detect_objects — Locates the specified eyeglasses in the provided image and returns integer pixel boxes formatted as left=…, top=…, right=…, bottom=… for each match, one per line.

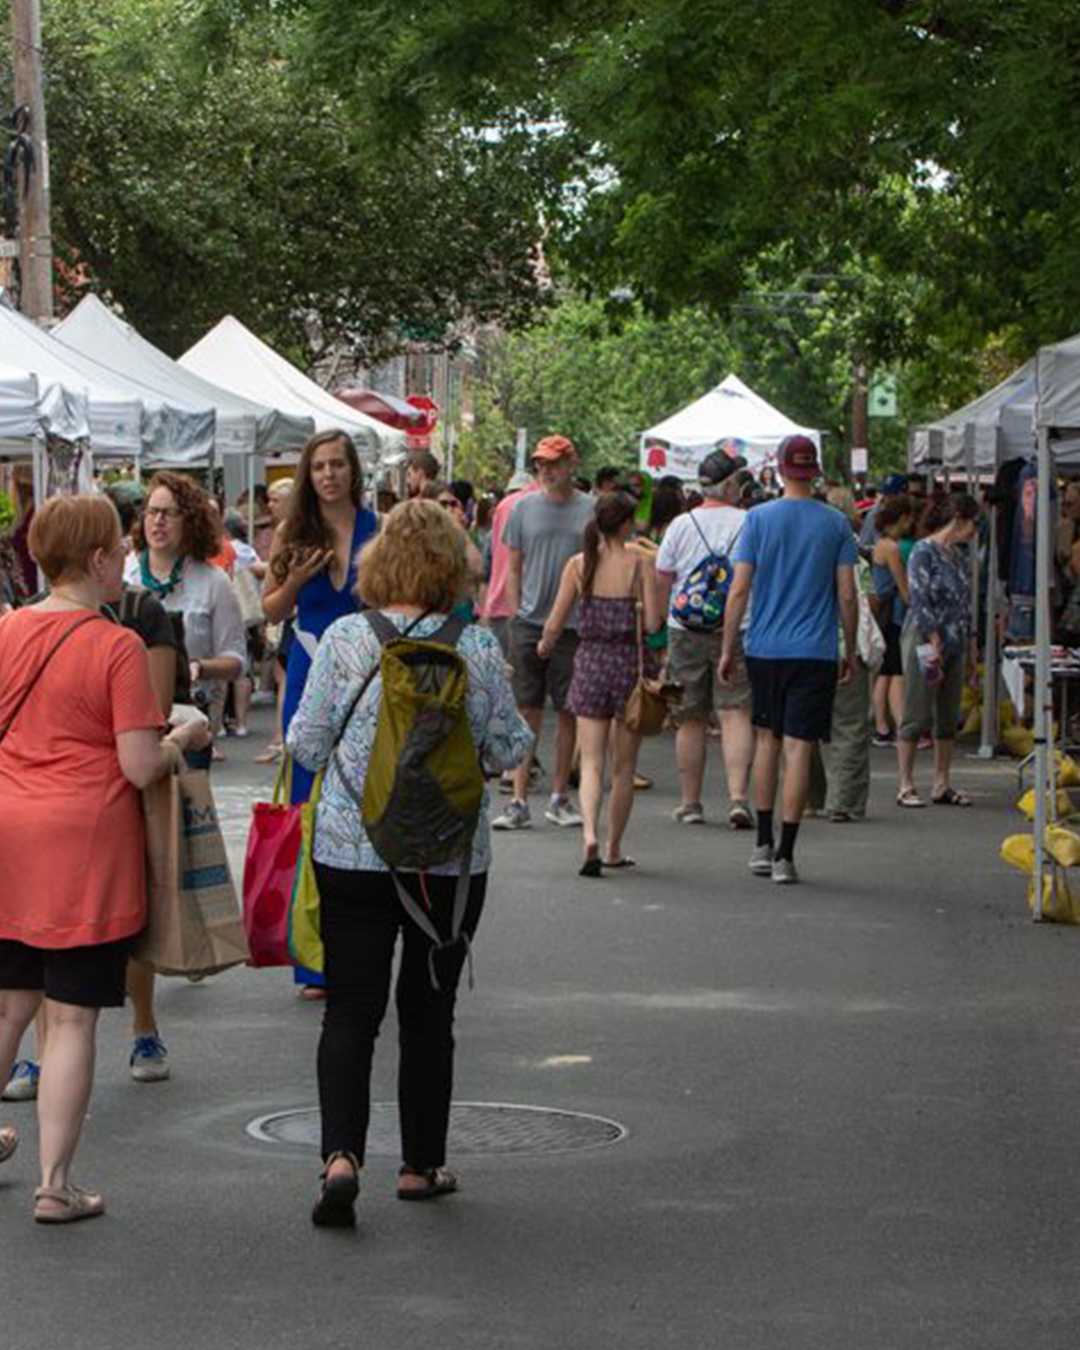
left=145, top=506, right=182, bottom=521
left=438, top=498, right=461, bottom=510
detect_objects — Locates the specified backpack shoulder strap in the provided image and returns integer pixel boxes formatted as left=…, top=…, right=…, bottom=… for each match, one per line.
left=689, top=508, right=719, bottom=559
left=428, top=613, right=467, bottom=650
left=362, top=609, right=399, bottom=646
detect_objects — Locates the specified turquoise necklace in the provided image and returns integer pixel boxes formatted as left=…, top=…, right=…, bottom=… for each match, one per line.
left=139, top=548, right=184, bottom=598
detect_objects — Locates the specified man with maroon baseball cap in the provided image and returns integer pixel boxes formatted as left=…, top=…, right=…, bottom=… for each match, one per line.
left=719, top=434, right=858, bottom=884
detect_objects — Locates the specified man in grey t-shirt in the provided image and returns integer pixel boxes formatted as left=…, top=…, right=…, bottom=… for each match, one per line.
left=493, top=435, right=595, bottom=831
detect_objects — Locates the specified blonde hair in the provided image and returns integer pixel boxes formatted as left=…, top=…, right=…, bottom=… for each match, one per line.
left=356, top=498, right=467, bottom=613
left=29, top=494, right=121, bottom=584
left=268, top=478, right=294, bottom=500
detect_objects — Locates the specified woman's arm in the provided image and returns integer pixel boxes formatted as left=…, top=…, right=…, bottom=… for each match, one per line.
left=204, top=571, right=246, bottom=683
left=638, top=553, right=663, bottom=634
left=467, top=631, right=534, bottom=772
left=116, top=722, right=209, bottom=789
left=147, top=646, right=176, bottom=719
left=537, top=555, right=582, bottom=659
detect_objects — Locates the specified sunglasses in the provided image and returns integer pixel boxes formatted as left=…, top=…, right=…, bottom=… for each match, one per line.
left=439, top=497, right=462, bottom=510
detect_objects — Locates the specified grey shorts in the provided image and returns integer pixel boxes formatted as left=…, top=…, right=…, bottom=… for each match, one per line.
left=667, top=626, right=751, bottom=722
left=510, top=619, right=579, bottom=712
left=487, top=616, right=512, bottom=659
left=898, top=626, right=965, bottom=742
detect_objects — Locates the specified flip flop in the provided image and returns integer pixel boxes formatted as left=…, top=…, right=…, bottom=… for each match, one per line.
left=932, top=787, right=972, bottom=806
left=601, top=857, right=637, bottom=869
left=0, top=1126, right=17, bottom=1164
left=579, top=855, right=603, bottom=878
left=896, top=788, right=925, bottom=808
left=397, top=1166, right=458, bottom=1201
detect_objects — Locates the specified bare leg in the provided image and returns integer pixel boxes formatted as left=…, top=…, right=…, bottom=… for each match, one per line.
left=718, top=707, right=754, bottom=804
left=931, top=737, right=954, bottom=797
left=0, top=990, right=43, bottom=1091
left=606, top=722, right=643, bottom=862
left=127, top=959, right=157, bottom=1037
left=887, top=677, right=905, bottom=731
left=233, top=677, right=253, bottom=733
left=675, top=719, right=707, bottom=806
left=753, top=729, right=782, bottom=814
left=780, top=737, right=814, bottom=824
left=551, top=710, right=577, bottom=799
left=512, top=707, right=543, bottom=800
left=37, top=999, right=99, bottom=1191
left=872, top=673, right=890, bottom=735
left=897, top=737, right=918, bottom=795
left=576, top=717, right=609, bottom=856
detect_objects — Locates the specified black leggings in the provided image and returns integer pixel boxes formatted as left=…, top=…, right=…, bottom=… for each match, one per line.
left=313, top=864, right=486, bottom=1169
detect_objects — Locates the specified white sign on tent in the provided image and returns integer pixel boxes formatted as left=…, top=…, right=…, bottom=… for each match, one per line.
left=639, top=374, right=820, bottom=480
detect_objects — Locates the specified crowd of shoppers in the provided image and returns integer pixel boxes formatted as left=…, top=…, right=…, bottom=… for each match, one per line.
left=0, top=423, right=1001, bottom=1232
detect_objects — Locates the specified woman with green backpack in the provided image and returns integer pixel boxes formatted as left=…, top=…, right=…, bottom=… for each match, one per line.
left=286, top=499, right=532, bottom=1228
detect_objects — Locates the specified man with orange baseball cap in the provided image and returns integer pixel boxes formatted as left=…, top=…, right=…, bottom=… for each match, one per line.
left=493, top=435, right=595, bottom=831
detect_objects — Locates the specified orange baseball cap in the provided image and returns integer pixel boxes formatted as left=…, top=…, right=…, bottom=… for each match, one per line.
left=532, top=435, right=576, bottom=462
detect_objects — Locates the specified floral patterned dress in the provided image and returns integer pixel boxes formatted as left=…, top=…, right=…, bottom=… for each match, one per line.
left=566, top=595, right=656, bottom=721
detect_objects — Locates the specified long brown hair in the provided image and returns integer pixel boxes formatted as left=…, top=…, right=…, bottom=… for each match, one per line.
left=581, top=491, right=637, bottom=598
left=272, top=429, right=363, bottom=583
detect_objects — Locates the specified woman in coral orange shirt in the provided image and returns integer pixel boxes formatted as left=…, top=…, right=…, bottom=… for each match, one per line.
left=0, top=495, right=209, bottom=1225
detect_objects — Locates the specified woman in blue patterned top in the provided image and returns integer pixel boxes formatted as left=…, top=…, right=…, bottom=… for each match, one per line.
left=287, top=499, right=532, bottom=1227
left=895, top=493, right=979, bottom=808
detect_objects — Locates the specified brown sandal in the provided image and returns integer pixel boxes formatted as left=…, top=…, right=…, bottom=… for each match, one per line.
left=397, top=1165, right=458, bottom=1201
left=33, top=1183, right=105, bottom=1224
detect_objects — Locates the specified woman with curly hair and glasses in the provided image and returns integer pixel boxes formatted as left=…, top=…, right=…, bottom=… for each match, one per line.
left=262, top=430, right=379, bottom=997
left=286, top=499, right=532, bottom=1228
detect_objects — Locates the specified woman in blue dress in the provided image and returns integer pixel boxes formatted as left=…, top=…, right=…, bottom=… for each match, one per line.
left=263, top=429, right=378, bottom=994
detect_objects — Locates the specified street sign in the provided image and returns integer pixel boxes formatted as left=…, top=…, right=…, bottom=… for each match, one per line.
left=869, top=373, right=898, bottom=418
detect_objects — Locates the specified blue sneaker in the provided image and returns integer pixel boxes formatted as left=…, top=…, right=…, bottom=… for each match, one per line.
left=2, top=1059, right=40, bottom=1102
left=130, top=1034, right=170, bottom=1083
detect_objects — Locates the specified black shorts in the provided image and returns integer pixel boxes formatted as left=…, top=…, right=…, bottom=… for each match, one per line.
left=880, top=622, right=903, bottom=677
left=0, top=936, right=130, bottom=1008
left=746, top=657, right=838, bottom=742
left=509, top=619, right=579, bottom=712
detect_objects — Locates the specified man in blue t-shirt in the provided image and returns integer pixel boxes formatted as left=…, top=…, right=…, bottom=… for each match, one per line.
left=719, top=435, right=858, bottom=884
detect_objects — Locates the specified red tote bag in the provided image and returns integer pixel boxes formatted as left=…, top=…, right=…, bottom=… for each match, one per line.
left=242, top=758, right=302, bottom=967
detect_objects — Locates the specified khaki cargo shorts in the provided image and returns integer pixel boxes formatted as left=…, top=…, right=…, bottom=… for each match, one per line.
left=667, top=626, right=751, bottom=722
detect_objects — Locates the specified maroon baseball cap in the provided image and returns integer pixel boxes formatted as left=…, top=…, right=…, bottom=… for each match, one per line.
left=777, top=434, right=821, bottom=480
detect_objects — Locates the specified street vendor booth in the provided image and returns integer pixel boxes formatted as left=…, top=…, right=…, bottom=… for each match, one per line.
left=639, top=374, right=821, bottom=479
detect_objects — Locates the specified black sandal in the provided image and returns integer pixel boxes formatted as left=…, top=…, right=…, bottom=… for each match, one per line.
left=397, top=1165, right=458, bottom=1201
left=312, top=1150, right=360, bottom=1228
left=579, top=848, right=602, bottom=878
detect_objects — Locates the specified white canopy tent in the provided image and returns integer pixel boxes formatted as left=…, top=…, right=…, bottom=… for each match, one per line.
left=54, top=296, right=313, bottom=457
left=180, top=316, right=405, bottom=465
left=0, top=298, right=215, bottom=462
left=639, top=374, right=821, bottom=479
left=910, top=362, right=1037, bottom=470
left=0, top=364, right=46, bottom=446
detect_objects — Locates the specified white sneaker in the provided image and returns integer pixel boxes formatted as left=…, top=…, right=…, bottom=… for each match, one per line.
left=492, top=800, right=532, bottom=831
left=2, top=1059, right=39, bottom=1101
left=130, top=1034, right=171, bottom=1083
left=672, top=802, right=705, bottom=825
left=544, top=798, right=583, bottom=827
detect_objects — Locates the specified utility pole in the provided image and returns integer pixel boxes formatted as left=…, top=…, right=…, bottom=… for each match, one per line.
left=9, top=0, right=53, bottom=321
left=851, top=361, right=869, bottom=480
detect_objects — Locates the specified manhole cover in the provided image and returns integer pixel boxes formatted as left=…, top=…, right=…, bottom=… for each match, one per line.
left=248, top=1102, right=626, bottom=1157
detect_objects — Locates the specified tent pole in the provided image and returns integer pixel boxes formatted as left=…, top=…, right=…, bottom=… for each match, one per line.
left=978, top=487, right=999, bottom=758
left=247, top=453, right=256, bottom=541
left=1032, top=422, right=1053, bottom=921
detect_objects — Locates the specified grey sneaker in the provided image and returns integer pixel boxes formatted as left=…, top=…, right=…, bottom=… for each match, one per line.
left=728, top=801, right=754, bottom=830
left=493, top=800, right=532, bottom=831
left=130, top=1034, right=170, bottom=1083
left=771, top=857, right=800, bottom=885
left=748, top=843, right=775, bottom=876
left=544, top=798, right=583, bottom=828
left=672, top=802, right=705, bottom=825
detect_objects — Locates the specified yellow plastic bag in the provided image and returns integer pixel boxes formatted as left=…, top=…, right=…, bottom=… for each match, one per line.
left=288, top=771, right=324, bottom=974
left=961, top=705, right=982, bottom=736
left=1017, top=787, right=1075, bottom=820
left=999, top=700, right=1016, bottom=730
left=1057, top=753, right=1080, bottom=788
left=1002, top=725, right=1035, bottom=758
left=1027, top=873, right=1080, bottom=924
left=1046, top=826, right=1080, bottom=868
left=961, top=685, right=977, bottom=715
left=1001, top=834, right=1035, bottom=872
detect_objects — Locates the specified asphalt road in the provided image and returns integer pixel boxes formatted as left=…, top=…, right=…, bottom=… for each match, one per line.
left=3, top=708, right=1078, bottom=1350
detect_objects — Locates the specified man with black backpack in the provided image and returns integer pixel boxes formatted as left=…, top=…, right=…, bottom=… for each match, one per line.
left=656, top=450, right=755, bottom=829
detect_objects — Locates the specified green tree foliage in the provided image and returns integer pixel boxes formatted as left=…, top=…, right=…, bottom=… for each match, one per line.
left=7, top=0, right=556, bottom=357
left=292, top=0, right=1080, bottom=356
